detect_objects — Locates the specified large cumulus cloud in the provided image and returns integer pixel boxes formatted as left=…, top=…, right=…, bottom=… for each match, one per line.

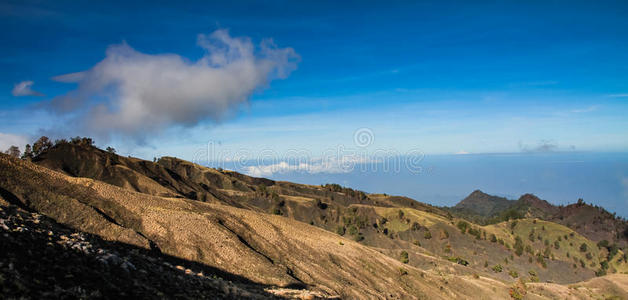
left=49, top=29, right=299, bottom=139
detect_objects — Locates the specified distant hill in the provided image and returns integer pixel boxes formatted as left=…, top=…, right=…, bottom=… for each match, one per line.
left=447, top=190, right=628, bottom=247
left=453, top=190, right=514, bottom=216
left=2, top=141, right=628, bottom=298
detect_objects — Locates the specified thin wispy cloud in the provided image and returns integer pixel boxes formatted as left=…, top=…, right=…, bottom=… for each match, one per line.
left=571, top=105, right=599, bottom=113
left=47, top=29, right=299, bottom=140
left=12, top=81, right=44, bottom=97
left=607, top=94, right=628, bottom=98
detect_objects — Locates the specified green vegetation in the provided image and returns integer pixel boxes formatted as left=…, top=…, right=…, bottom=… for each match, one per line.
left=424, top=230, right=432, bottom=239
left=528, top=229, right=535, bottom=242
left=348, top=225, right=358, bottom=236
left=336, top=226, right=345, bottom=236
left=580, top=243, right=588, bottom=252
left=514, top=236, right=524, bottom=256
left=508, top=270, right=519, bottom=278
left=492, top=264, right=503, bottom=273
left=528, top=270, right=539, bottom=282
left=410, top=222, right=421, bottom=231
left=446, top=257, right=469, bottom=266
left=400, top=251, right=409, bottom=264
left=457, top=221, right=469, bottom=233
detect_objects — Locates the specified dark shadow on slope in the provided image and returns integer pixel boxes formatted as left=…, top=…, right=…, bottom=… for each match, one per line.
left=0, top=205, right=291, bottom=299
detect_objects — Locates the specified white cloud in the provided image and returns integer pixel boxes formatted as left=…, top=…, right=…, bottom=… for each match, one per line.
left=0, top=133, right=29, bottom=152
left=455, top=150, right=469, bottom=155
left=49, top=29, right=299, bottom=140
left=12, top=81, right=44, bottom=97
left=242, top=156, right=374, bottom=177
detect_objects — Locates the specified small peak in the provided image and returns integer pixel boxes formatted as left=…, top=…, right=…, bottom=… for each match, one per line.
left=519, top=193, right=540, bottom=202
left=470, top=189, right=485, bottom=195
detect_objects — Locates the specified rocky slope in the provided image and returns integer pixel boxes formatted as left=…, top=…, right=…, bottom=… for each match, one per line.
left=0, top=205, right=281, bottom=299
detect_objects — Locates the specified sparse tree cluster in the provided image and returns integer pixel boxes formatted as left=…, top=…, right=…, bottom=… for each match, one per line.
left=4, top=145, right=20, bottom=158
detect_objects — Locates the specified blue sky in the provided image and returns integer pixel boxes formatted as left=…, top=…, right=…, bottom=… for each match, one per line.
left=2, top=0, right=628, bottom=159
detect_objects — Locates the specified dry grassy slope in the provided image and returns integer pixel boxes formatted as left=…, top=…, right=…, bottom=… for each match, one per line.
left=367, top=206, right=604, bottom=283
left=3, top=153, right=628, bottom=298
left=0, top=154, right=510, bottom=299
left=30, top=144, right=623, bottom=284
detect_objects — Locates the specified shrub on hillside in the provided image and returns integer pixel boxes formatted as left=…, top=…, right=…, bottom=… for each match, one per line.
left=411, top=222, right=421, bottom=231
left=492, top=264, right=503, bottom=273
left=4, top=146, right=20, bottom=158
left=400, top=251, right=409, bottom=264
left=528, top=230, right=535, bottom=242
left=348, top=225, right=358, bottom=236
left=536, top=254, right=547, bottom=268
left=490, top=234, right=497, bottom=243
left=457, top=221, right=469, bottom=234
left=336, top=226, right=346, bottom=236
left=514, top=236, right=524, bottom=256
left=608, top=244, right=619, bottom=260
left=424, top=230, right=432, bottom=239
left=580, top=243, right=588, bottom=252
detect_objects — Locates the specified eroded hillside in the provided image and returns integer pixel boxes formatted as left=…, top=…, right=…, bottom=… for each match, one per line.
left=2, top=143, right=628, bottom=298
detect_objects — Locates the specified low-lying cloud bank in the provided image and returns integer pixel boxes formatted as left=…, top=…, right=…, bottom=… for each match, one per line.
left=48, top=29, right=299, bottom=140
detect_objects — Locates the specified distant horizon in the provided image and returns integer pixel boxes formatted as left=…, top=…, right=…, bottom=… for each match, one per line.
left=2, top=1, right=628, bottom=217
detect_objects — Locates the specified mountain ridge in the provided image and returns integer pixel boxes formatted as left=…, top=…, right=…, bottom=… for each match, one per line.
left=447, top=190, right=628, bottom=247
left=2, top=141, right=628, bottom=298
